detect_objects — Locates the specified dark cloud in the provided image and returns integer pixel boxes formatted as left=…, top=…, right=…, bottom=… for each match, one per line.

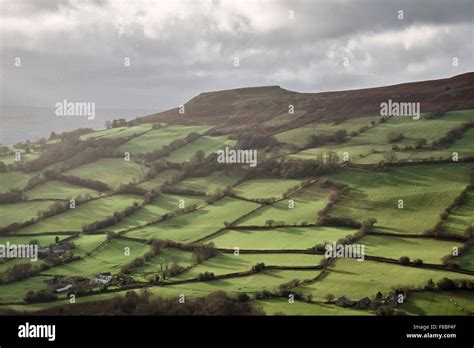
left=0, top=0, right=472, bottom=111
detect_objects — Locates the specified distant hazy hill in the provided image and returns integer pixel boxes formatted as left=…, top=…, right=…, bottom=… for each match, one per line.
left=140, top=72, right=474, bottom=134
left=0, top=106, right=155, bottom=146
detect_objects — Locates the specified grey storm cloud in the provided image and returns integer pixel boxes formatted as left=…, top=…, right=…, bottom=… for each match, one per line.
left=0, top=0, right=473, bottom=111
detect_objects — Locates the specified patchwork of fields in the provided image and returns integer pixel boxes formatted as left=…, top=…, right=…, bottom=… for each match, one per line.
left=1, top=109, right=473, bottom=316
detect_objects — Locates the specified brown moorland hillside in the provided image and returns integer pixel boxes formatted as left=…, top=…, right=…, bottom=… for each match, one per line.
left=140, top=72, right=474, bottom=134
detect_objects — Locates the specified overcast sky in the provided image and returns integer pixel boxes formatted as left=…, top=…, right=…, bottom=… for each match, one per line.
left=0, top=0, right=473, bottom=112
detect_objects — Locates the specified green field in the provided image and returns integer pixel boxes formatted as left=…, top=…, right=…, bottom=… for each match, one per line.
left=19, top=194, right=142, bottom=233
left=1, top=105, right=473, bottom=316
left=137, top=169, right=182, bottom=191
left=173, top=253, right=324, bottom=280
left=203, top=226, right=354, bottom=250
left=25, top=180, right=100, bottom=200
left=298, top=259, right=474, bottom=301
left=80, top=124, right=153, bottom=140
left=165, top=135, right=236, bottom=163
left=173, top=170, right=244, bottom=195
left=0, top=152, right=40, bottom=165
left=457, top=247, right=474, bottom=271
left=327, top=164, right=472, bottom=234
left=65, top=158, right=146, bottom=189
left=360, top=235, right=462, bottom=264
left=68, top=234, right=107, bottom=257
left=0, top=171, right=36, bottom=194
left=126, top=197, right=260, bottom=242
left=0, top=276, right=51, bottom=303
left=400, top=291, right=474, bottom=315
left=45, top=238, right=150, bottom=277
left=237, top=182, right=331, bottom=226
left=234, top=178, right=304, bottom=200
left=254, top=298, right=373, bottom=316
left=0, top=200, right=57, bottom=229
left=100, top=194, right=205, bottom=232
left=131, top=247, right=194, bottom=282
left=148, top=269, right=320, bottom=298
left=443, top=191, right=474, bottom=237
left=114, top=125, right=211, bottom=155
left=275, top=116, right=380, bottom=147
left=289, top=110, right=474, bottom=163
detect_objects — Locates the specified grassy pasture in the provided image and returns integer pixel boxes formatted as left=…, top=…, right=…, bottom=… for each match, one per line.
left=328, top=164, right=472, bottom=234
left=125, top=197, right=260, bottom=242
left=254, top=298, right=373, bottom=316
left=45, top=238, right=150, bottom=277
left=137, top=169, right=182, bottom=191
left=65, top=158, right=146, bottom=189
left=203, top=227, right=354, bottom=250
left=351, top=128, right=474, bottom=165
left=360, top=235, right=462, bottom=264
left=114, top=125, right=211, bottom=155
left=165, top=135, right=236, bottom=163
left=237, top=183, right=331, bottom=226
left=400, top=291, right=474, bottom=315
left=233, top=178, right=303, bottom=200
left=0, top=276, right=50, bottom=303
left=263, top=113, right=304, bottom=127
left=275, top=116, right=380, bottom=147
left=25, top=180, right=99, bottom=200
left=69, top=234, right=107, bottom=257
left=443, top=191, right=474, bottom=237
left=131, top=247, right=194, bottom=282
left=288, top=110, right=474, bottom=163
left=173, top=253, right=324, bottom=279
left=173, top=170, right=245, bottom=195
left=0, top=270, right=318, bottom=310
left=149, top=269, right=320, bottom=298
left=0, top=171, right=36, bottom=194
left=288, top=143, right=392, bottom=161
left=100, top=194, right=205, bottom=232
left=0, top=152, right=40, bottom=165
left=456, top=247, right=474, bottom=272
left=298, top=259, right=474, bottom=301
left=19, top=194, right=141, bottom=233
left=0, top=200, right=57, bottom=229
left=80, top=124, right=153, bottom=140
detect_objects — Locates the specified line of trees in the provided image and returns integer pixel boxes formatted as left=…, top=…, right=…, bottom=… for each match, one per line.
left=45, top=170, right=110, bottom=191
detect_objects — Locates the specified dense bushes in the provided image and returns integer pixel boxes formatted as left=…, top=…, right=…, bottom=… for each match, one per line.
left=305, top=130, right=347, bottom=148
left=317, top=179, right=351, bottom=225
left=235, top=133, right=279, bottom=150
left=425, top=184, right=472, bottom=236
left=23, top=137, right=129, bottom=173
left=197, top=271, right=215, bottom=281
left=23, top=290, right=263, bottom=315
left=45, top=170, right=110, bottom=192
left=399, top=256, right=410, bottom=265
left=0, top=189, right=24, bottom=203
left=24, top=290, right=58, bottom=303
left=335, top=218, right=376, bottom=245
left=387, top=131, right=404, bottom=143
left=249, top=157, right=339, bottom=179
left=433, top=123, right=472, bottom=148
